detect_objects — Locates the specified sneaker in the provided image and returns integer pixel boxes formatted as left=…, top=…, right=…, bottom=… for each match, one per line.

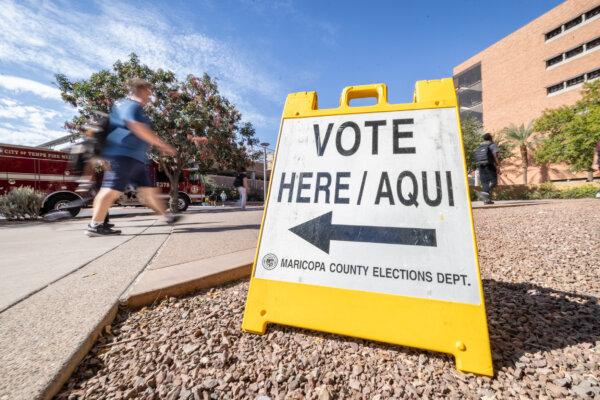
left=43, top=210, right=72, bottom=222
left=483, top=200, right=495, bottom=205
left=103, top=222, right=115, bottom=229
left=477, top=191, right=490, bottom=201
left=86, top=224, right=121, bottom=236
left=164, top=212, right=182, bottom=225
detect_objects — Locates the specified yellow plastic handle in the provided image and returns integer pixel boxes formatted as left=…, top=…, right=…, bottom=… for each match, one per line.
left=340, top=83, right=388, bottom=108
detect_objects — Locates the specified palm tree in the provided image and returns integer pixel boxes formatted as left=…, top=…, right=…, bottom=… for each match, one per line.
left=502, top=123, right=535, bottom=185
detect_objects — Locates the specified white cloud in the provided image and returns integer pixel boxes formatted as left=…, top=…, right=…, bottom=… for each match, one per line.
left=0, top=126, right=66, bottom=147
left=0, top=99, right=58, bottom=120
left=0, top=75, right=61, bottom=100
left=0, top=0, right=337, bottom=143
left=0, top=0, right=282, bottom=110
left=0, top=97, right=70, bottom=146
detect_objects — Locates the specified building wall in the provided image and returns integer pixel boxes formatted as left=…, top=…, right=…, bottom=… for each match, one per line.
left=453, top=0, right=600, bottom=184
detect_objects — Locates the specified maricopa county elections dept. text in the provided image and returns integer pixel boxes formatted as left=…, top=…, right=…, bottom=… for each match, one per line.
left=274, top=117, right=456, bottom=208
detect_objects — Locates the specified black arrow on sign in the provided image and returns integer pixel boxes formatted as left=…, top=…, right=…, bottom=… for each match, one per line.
left=289, top=211, right=437, bottom=254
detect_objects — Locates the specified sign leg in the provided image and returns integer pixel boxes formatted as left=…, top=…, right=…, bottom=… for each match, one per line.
left=242, top=285, right=268, bottom=334
left=454, top=340, right=494, bottom=376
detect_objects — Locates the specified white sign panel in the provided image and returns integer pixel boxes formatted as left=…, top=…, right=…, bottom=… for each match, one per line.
left=256, top=108, right=480, bottom=305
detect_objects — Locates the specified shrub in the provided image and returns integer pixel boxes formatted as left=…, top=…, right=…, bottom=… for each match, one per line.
left=247, top=191, right=264, bottom=202
left=527, top=182, right=560, bottom=200
left=0, top=186, right=44, bottom=220
left=558, top=184, right=599, bottom=199
left=493, top=185, right=531, bottom=200
left=475, top=182, right=600, bottom=201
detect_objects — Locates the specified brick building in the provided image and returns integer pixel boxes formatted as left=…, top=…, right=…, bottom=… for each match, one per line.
left=453, top=0, right=600, bottom=184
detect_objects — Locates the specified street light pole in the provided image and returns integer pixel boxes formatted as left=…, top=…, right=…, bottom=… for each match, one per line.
left=260, top=142, right=270, bottom=202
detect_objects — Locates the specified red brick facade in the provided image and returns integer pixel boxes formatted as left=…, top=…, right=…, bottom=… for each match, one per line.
left=453, top=0, right=600, bottom=184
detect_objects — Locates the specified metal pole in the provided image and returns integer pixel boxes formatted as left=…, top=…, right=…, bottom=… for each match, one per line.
left=260, top=142, right=270, bottom=203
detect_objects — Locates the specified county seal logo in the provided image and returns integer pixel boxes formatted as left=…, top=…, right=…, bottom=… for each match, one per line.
left=262, top=253, right=278, bottom=270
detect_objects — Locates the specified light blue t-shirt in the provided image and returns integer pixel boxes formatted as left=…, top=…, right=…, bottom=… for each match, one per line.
left=103, top=99, right=152, bottom=163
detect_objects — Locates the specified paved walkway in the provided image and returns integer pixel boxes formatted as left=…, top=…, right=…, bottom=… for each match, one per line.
left=0, top=205, right=262, bottom=400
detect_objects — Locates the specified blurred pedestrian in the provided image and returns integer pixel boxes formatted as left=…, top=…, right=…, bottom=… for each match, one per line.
left=86, top=78, right=177, bottom=236
left=44, top=117, right=112, bottom=224
left=208, top=191, right=218, bottom=206
left=474, top=133, right=501, bottom=205
left=220, top=190, right=227, bottom=206
left=233, top=171, right=248, bottom=210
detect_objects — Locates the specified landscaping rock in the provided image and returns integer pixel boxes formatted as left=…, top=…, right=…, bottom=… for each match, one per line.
left=56, top=200, right=600, bottom=399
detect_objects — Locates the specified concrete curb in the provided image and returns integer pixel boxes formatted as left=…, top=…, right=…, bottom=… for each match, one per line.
left=122, top=248, right=256, bottom=308
left=41, top=304, right=118, bottom=400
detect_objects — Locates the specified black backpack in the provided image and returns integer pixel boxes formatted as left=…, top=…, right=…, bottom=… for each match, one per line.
left=68, top=111, right=111, bottom=175
left=474, top=141, right=492, bottom=167
left=86, top=111, right=111, bottom=156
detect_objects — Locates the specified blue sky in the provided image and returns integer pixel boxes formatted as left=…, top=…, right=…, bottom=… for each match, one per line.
left=0, top=0, right=563, bottom=148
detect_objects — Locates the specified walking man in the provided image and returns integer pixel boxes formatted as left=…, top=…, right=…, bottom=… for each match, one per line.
left=474, top=133, right=501, bottom=205
left=233, top=171, right=249, bottom=210
left=86, top=78, right=177, bottom=236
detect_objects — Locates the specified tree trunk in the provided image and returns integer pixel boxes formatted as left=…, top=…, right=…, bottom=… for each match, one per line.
left=521, top=145, right=528, bottom=185
left=159, top=158, right=181, bottom=213
left=587, top=169, right=594, bottom=182
left=540, top=163, right=549, bottom=182
left=168, top=166, right=181, bottom=213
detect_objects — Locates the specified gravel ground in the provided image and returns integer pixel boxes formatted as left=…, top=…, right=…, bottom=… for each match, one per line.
left=57, top=199, right=600, bottom=400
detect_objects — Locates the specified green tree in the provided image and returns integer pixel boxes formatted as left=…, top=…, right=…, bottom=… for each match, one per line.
left=56, top=54, right=258, bottom=210
left=502, top=122, right=535, bottom=185
left=460, top=117, right=484, bottom=172
left=461, top=117, right=513, bottom=172
left=534, top=80, right=600, bottom=181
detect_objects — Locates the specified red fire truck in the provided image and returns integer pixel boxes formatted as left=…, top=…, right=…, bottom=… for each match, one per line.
left=0, top=143, right=205, bottom=216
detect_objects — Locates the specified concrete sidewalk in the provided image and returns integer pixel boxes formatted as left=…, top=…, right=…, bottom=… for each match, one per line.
left=123, top=206, right=261, bottom=307
left=0, top=212, right=157, bottom=312
left=0, top=206, right=262, bottom=400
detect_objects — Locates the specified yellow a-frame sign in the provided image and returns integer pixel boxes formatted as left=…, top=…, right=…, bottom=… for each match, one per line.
left=243, top=79, right=493, bottom=376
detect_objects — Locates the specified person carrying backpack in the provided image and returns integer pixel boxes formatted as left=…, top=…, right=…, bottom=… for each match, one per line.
left=86, top=78, right=177, bottom=236
left=233, top=171, right=248, bottom=210
left=474, top=133, right=501, bottom=205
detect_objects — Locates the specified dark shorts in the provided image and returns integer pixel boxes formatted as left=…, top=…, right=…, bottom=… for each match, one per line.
left=102, top=156, right=151, bottom=192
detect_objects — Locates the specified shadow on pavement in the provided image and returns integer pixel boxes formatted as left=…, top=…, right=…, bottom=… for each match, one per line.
left=483, top=279, right=599, bottom=369
left=472, top=200, right=553, bottom=210
left=172, top=224, right=261, bottom=234
left=185, top=207, right=263, bottom=215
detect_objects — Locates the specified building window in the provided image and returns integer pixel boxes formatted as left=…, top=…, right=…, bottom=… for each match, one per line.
left=545, top=5, right=600, bottom=42
left=546, top=68, right=600, bottom=96
left=546, top=36, right=600, bottom=69
left=585, top=5, right=600, bottom=20
left=565, top=45, right=584, bottom=59
left=453, top=63, right=482, bottom=123
left=566, top=75, right=585, bottom=87
left=588, top=68, right=600, bottom=80
left=547, top=82, right=564, bottom=94
left=546, top=54, right=564, bottom=68
left=587, top=37, right=600, bottom=51
left=545, top=26, right=562, bottom=41
left=564, top=15, right=583, bottom=31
